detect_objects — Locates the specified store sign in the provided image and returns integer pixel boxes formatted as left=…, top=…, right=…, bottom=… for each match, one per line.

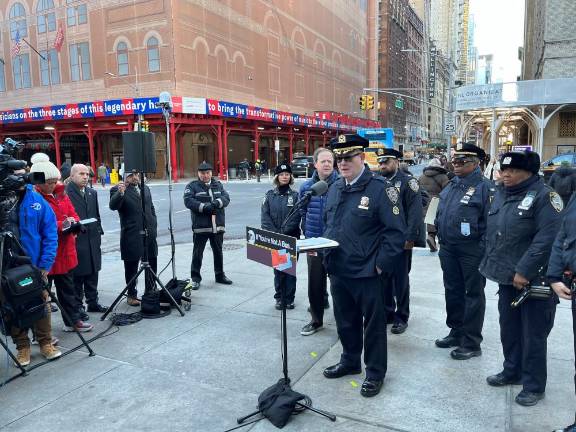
left=428, top=45, right=437, bottom=100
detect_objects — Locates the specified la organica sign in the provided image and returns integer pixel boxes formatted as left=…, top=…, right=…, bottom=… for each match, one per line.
left=455, top=77, right=576, bottom=111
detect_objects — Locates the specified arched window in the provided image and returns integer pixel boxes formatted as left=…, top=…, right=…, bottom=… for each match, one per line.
left=10, top=3, right=28, bottom=40
left=146, top=37, right=160, bottom=72
left=216, top=49, right=228, bottom=81
left=67, top=0, right=88, bottom=27
left=37, top=0, right=56, bottom=34
left=194, top=40, right=208, bottom=77
left=117, top=42, right=129, bottom=76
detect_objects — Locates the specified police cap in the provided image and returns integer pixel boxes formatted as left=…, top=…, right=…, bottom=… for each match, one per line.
left=453, top=142, right=486, bottom=161
left=329, top=134, right=369, bottom=157
left=500, top=151, right=540, bottom=174
left=274, top=163, right=292, bottom=175
left=198, top=161, right=213, bottom=171
left=377, top=148, right=403, bottom=163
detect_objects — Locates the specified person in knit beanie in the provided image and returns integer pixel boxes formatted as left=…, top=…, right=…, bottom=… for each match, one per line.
left=31, top=153, right=94, bottom=333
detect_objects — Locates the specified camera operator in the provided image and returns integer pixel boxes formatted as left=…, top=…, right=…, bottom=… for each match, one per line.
left=30, top=153, right=93, bottom=333
left=4, top=168, right=61, bottom=366
left=548, top=195, right=576, bottom=432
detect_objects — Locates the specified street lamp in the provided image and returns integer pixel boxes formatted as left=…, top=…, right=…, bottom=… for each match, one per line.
left=106, top=70, right=143, bottom=128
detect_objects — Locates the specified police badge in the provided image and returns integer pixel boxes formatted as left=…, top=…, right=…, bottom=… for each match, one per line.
left=358, top=196, right=370, bottom=210
left=550, top=191, right=564, bottom=213
left=408, top=178, right=419, bottom=192
left=287, top=195, right=294, bottom=207
left=386, top=187, right=399, bottom=204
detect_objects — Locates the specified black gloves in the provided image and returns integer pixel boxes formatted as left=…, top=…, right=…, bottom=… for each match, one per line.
left=203, top=203, right=214, bottom=213
left=69, top=222, right=87, bottom=234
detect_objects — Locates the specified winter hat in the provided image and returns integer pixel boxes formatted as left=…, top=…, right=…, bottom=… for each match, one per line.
left=428, top=158, right=442, bottom=168
left=274, top=163, right=292, bottom=176
left=30, top=153, right=61, bottom=180
left=500, top=151, right=540, bottom=174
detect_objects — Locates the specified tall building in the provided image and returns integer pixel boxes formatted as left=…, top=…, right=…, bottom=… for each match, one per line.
left=465, top=13, right=477, bottom=85
left=405, top=5, right=426, bottom=148
left=0, top=0, right=377, bottom=178
left=476, top=54, right=493, bottom=84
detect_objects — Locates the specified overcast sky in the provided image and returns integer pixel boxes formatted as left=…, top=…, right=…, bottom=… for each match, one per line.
left=470, top=0, right=525, bottom=83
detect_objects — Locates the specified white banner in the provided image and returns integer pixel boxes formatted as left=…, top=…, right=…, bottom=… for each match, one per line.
left=181, top=97, right=207, bottom=114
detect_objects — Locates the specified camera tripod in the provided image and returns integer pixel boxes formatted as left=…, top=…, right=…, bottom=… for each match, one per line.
left=101, top=172, right=184, bottom=321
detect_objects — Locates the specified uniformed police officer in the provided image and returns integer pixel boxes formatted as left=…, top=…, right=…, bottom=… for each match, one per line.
left=183, top=161, right=233, bottom=289
left=548, top=195, right=576, bottom=431
left=435, top=143, right=491, bottom=360
left=322, top=134, right=405, bottom=398
left=480, top=150, right=563, bottom=407
left=377, top=148, right=423, bottom=334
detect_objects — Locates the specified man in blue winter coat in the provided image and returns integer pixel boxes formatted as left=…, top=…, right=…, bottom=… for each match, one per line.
left=299, top=147, right=339, bottom=336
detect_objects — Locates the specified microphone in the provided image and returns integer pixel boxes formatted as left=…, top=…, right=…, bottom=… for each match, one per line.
left=156, top=91, right=173, bottom=110
left=304, top=180, right=329, bottom=198
left=280, top=180, right=329, bottom=233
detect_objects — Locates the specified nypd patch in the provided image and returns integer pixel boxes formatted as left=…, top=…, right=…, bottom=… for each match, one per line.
left=550, top=192, right=564, bottom=213
left=386, top=187, right=399, bottom=204
left=408, top=178, right=419, bottom=193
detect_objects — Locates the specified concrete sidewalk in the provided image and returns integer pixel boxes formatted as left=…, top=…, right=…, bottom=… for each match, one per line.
left=0, top=241, right=574, bottom=431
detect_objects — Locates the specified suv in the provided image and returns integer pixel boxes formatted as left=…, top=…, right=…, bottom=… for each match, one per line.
left=541, top=152, right=576, bottom=180
left=291, top=156, right=314, bottom=178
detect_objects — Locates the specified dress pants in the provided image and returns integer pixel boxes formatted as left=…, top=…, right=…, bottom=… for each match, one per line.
left=74, top=272, right=100, bottom=307
left=307, top=253, right=328, bottom=325
left=124, top=257, right=158, bottom=298
left=191, top=232, right=224, bottom=282
left=50, top=273, right=81, bottom=326
left=385, top=249, right=412, bottom=324
left=330, top=275, right=388, bottom=380
left=273, top=270, right=296, bottom=304
left=11, top=291, right=52, bottom=349
left=572, top=294, right=576, bottom=398
left=439, top=243, right=486, bottom=350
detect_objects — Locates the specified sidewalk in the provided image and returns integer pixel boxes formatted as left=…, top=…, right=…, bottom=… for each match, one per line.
left=0, top=242, right=574, bottom=431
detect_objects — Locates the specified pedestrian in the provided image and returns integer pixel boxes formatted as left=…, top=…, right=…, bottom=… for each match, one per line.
left=419, top=158, right=450, bottom=252
left=66, top=164, right=108, bottom=315
left=60, top=161, right=71, bottom=181
left=31, top=153, right=94, bottom=333
left=86, top=162, right=95, bottom=187
left=255, top=159, right=262, bottom=182
left=434, top=143, right=491, bottom=360
left=547, top=195, right=576, bottom=431
left=239, top=158, right=250, bottom=180
left=483, top=155, right=502, bottom=183
left=4, top=168, right=61, bottom=366
left=322, top=134, right=405, bottom=398
left=183, top=161, right=233, bottom=290
left=480, top=150, right=563, bottom=407
left=261, top=163, right=300, bottom=309
left=299, top=147, right=339, bottom=336
left=377, top=148, right=423, bottom=335
left=109, top=172, right=158, bottom=306
left=549, top=161, right=576, bottom=206
left=97, top=163, right=107, bottom=188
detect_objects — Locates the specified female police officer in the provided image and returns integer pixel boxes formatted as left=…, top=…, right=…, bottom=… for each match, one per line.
left=479, top=150, right=563, bottom=407
left=548, top=195, right=576, bottom=431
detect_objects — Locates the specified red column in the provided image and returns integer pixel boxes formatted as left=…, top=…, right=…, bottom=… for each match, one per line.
left=304, top=128, right=309, bottom=155
left=96, top=135, right=103, bottom=164
left=254, top=123, right=260, bottom=161
left=54, top=131, right=61, bottom=167
left=217, top=125, right=224, bottom=179
left=170, top=120, right=178, bottom=182
left=178, top=130, right=185, bottom=178
left=289, top=130, right=293, bottom=162
left=87, top=126, right=96, bottom=175
left=222, top=120, right=229, bottom=181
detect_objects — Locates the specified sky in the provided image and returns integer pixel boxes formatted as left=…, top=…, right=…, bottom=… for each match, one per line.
left=470, top=0, right=525, bottom=83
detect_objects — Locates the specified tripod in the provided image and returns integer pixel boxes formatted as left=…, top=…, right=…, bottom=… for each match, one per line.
left=101, top=173, right=184, bottom=321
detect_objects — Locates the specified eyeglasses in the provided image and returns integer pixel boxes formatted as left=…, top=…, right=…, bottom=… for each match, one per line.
left=452, top=159, right=473, bottom=167
left=336, top=154, right=360, bottom=163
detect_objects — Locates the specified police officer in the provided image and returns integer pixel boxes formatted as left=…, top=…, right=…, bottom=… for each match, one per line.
left=377, top=148, right=423, bottom=334
left=548, top=195, right=576, bottom=431
left=435, top=143, right=491, bottom=360
left=480, top=150, right=563, bottom=407
left=184, top=161, right=232, bottom=289
left=322, top=134, right=405, bottom=398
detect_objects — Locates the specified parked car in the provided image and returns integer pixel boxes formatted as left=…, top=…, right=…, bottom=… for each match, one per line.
left=541, top=152, right=576, bottom=180
left=291, top=156, right=314, bottom=178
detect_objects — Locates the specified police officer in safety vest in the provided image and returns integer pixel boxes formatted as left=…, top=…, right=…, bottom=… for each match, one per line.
left=480, top=150, right=563, bottom=407
left=322, top=134, right=405, bottom=398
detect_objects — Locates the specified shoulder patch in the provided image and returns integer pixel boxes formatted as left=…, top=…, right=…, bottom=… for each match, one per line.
left=184, top=187, right=191, bottom=194
left=408, top=178, right=419, bottom=192
left=386, top=186, right=399, bottom=205
left=550, top=191, right=564, bottom=212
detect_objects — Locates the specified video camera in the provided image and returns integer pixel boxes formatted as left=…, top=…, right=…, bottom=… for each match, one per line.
left=0, top=138, right=45, bottom=195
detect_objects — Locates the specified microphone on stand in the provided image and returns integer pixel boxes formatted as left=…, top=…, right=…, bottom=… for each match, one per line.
left=281, top=180, right=329, bottom=233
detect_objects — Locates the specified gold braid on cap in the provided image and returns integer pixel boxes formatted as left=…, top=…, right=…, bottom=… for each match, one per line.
left=453, top=151, right=478, bottom=157
left=333, top=145, right=364, bottom=155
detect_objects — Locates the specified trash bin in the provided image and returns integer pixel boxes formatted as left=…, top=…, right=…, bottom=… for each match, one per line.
left=229, top=167, right=237, bottom=179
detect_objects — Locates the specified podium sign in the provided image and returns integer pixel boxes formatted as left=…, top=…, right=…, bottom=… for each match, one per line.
left=246, top=226, right=297, bottom=276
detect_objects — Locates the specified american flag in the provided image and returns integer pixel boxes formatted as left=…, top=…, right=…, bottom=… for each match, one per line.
left=11, top=30, right=21, bottom=57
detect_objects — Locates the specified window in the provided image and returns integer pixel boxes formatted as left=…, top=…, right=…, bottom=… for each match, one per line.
left=40, top=49, right=60, bottom=85
left=0, top=63, right=5, bottom=92
left=67, top=0, right=88, bottom=27
left=12, top=54, right=31, bottom=89
left=146, top=37, right=160, bottom=72
left=37, top=0, right=56, bottom=34
left=117, top=42, right=129, bottom=76
left=10, top=3, right=27, bottom=40
left=69, top=42, right=91, bottom=81
left=559, top=112, right=576, bottom=137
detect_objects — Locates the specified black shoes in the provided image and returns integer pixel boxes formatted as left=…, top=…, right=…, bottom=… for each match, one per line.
left=360, top=378, right=383, bottom=398
left=486, top=372, right=522, bottom=387
left=323, top=363, right=362, bottom=379
left=391, top=321, right=408, bottom=334
left=275, top=301, right=295, bottom=310
left=301, top=322, right=323, bottom=336
left=435, top=335, right=460, bottom=348
left=215, top=275, right=233, bottom=285
left=450, top=347, right=482, bottom=360
left=87, top=304, right=108, bottom=313
left=79, top=309, right=90, bottom=322
left=189, top=281, right=200, bottom=290
left=515, top=390, right=544, bottom=406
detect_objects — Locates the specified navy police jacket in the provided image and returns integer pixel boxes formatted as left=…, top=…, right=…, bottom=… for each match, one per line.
left=322, top=168, right=405, bottom=278
left=435, top=167, right=491, bottom=246
left=261, top=186, right=301, bottom=238
left=385, top=169, right=423, bottom=243
left=299, top=170, right=339, bottom=238
left=547, top=195, right=576, bottom=283
left=183, top=178, right=230, bottom=234
left=479, top=175, right=563, bottom=285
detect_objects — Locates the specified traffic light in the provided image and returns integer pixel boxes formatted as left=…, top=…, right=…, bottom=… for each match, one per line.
left=140, top=120, right=149, bottom=132
left=359, top=95, right=367, bottom=110
left=366, top=95, right=375, bottom=110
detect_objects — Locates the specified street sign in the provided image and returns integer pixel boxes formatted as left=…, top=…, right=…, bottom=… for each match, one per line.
left=444, top=116, right=455, bottom=133
left=395, top=99, right=404, bottom=109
